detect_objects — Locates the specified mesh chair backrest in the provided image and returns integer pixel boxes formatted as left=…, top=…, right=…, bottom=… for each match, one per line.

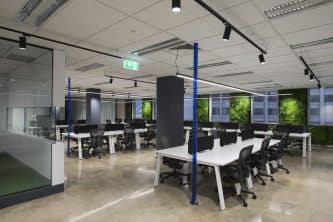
left=278, top=135, right=289, bottom=155
left=90, top=129, right=104, bottom=148
left=238, top=145, right=253, bottom=178
left=259, top=138, right=271, bottom=161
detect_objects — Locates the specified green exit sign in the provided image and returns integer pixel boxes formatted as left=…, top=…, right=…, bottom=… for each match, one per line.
left=123, top=59, right=139, bottom=71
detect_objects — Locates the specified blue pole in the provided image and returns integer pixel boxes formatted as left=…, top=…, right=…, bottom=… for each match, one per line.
left=67, top=78, right=71, bottom=157
left=191, top=42, right=199, bottom=205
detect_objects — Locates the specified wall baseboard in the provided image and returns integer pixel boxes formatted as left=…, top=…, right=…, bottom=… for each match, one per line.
left=0, top=184, right=64, bottom=209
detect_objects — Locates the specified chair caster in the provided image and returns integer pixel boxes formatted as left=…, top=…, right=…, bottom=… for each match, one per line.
left=271, top=177, right=275, bottom=182
left=252, top=195, right=257, bottom=199
left=262, top=182, right=266, bottom=186
left=243, top=202, right=248, bottom=207
left=286, top=170, right=290, bottom=174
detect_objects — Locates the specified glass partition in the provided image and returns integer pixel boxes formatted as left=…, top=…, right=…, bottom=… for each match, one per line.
left=0, top=37, right=54, bottom=198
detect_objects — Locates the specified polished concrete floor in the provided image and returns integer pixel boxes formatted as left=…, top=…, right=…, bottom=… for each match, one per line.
left=1, top=146, right=333, bottom=222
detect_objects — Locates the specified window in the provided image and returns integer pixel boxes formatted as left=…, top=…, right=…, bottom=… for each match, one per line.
left=133, top=99, right=142, bottom=119
left=251, top=91, right=278, bottom=124
left=210, top=94, right=230, bottom=122
left=184, top=96, right=193, bottom=120
left=308, top=88, right=333, bottom=125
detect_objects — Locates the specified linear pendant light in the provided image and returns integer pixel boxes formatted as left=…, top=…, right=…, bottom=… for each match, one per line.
left=176, top=73, right=264, bottom=96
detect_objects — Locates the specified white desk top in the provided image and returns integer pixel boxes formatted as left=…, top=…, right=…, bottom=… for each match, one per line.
left=254, top=130, right=311, bottom=138
left=62, top=130, right=124, bottom=139
left=184, top=126, right=215, bottom=131
left=156, top=137, right=280, bottom=167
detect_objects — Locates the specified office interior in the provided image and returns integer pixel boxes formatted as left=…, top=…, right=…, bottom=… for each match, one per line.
left=0, top=0, right=333, bottom=221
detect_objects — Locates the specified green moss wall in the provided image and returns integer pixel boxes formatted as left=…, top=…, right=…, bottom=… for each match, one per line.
left=142, top=100, right=152, bottom=120
left=230, top=95, right=250, bottom=125
left=279, top=89, right=307, bottom=126
left=197, top=97, right=209, bottom=122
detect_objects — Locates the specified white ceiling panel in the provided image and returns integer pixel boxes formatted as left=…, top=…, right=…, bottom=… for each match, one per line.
left=86, top=17, right=160, bottom=50
left=97, top=0, right=160, bottom=15
left=41, top=0, right=126, bottom=40
left=134, top=0, right=198, bottom=30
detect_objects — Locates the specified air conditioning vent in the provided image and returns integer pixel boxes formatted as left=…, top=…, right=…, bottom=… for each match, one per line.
left=215, top=71, right=254, bottom=78
left=130, top=74, right=153, bottom=80
left=186, top=61, right=232, bottom=70
left=169, top=43, right=195, bottom=50
left=6, top=53, right=35, bottom=63
left=264, top=0, right=332, bottom=19
left=240, top=80, right=272, bottom=85
left=131, top=38, right=187, bottom=56
left=93, top=81, right=109, bottom=86
left=309, top=60, right=333, bottom=66
left=290, top=37, right=333, bottom=50
left=76, top=63, right=104, bottom=72
left=34, top=0, right=69, bottom=26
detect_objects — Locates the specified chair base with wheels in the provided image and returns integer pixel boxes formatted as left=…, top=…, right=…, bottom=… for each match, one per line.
left=234, top=183, right=257, bottom=207
left=160, top=170, right=190, bottom=185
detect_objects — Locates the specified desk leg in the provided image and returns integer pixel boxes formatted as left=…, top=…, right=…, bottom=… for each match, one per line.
left=109, top=136, right=115, bottom=154
left=207, top=131, right=212, bottom=136
left=185, top=130, right=190, bottom=144
left=214, top=166, right=226, bottom=211
left=302, top=137, right=307, bottom=158
left=56, top=128, right=60, bottom=141
left=246, top=176, right=253, bottom=189
left=308, top=135, right=312, bottom=152
left=78, top=138, right=82, bottom=160
left=135, top=133, right=140, bottom=150
left=154, top=155, right=161, bottom=187
left=265, top=162, right=271, bottom=175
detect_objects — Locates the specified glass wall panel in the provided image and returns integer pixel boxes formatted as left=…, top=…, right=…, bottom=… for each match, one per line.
left=310, top=88, right=333, bottom=125
left=252, top=91, right=278, bottom=124
left=0, top=38, right=53, bottom=198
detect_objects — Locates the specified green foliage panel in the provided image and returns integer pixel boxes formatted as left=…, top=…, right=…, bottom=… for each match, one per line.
left=142, top=100, right=152, bottom=120
left=279, top=89, right=307, bottom=126
left=230, top=95, right=250, bottom=125
left=309, top=126, right=333, bottom=145
left=197, top=97, right=209, bottom=122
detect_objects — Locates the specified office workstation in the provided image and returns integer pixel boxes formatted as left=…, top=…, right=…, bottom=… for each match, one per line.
left=0, top=0, right=333, bottom=221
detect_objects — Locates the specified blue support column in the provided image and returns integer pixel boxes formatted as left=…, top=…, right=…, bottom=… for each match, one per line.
left=191, top=42, right=199, bottom=205
left=67, top=78, right=71, bottom=157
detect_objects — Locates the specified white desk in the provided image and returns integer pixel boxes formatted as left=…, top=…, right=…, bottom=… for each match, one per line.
left=254, top=130, right=311, bottom=158
left=63, top=130, right=124, bottom=160
left=184, top=126, right=216, bottom=144
left=154, top=137, right=280, bottom=211
left=55, top=125, right=68, bottom=141
left=134, top=128, right=148, bottom=149
left=225, top=129, right=241, bottom=133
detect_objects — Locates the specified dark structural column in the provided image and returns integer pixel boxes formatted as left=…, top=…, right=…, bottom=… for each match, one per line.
left=86, top=88, right=101, bottom=124
left=156, top=76, right=184, bottom=150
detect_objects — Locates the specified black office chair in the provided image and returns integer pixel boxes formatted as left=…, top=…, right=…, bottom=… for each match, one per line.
left=142, top=125, right=156, bottom=148
left=83, top=128, right=106, bottom=159
left=269, top=134, right=290, bottom=174
left=160, top=157, right=190, bottom=185
left=250, top=138, right=275, bottom=185
left=221, top=145, right=256, bottom=207
left=120, top=126, right=135, bottom=150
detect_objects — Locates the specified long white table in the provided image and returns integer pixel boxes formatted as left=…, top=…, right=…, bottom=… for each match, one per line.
left=254, top=130, right=311, bottom=158
left=63, top=128, right=148, bottom=159
left=184, top=126, right=216, bottom=144
left=154, top=137, right=280, bottom=211
left=63, top=130, right=124, bottom=159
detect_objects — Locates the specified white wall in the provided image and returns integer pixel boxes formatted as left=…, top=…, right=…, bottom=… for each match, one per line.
left=116, top=101, right=125, bottom=120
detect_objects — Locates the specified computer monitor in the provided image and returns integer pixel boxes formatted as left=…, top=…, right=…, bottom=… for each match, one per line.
left=188, top=135, right=214, bottom=154
left=220, top=131, right=237, bottom=146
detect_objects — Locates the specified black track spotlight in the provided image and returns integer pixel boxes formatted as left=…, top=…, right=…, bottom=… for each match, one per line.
left=109, top=77, right=113, bottom=84
left=259, top=53, right=265, bottom=64
left=310, top=74, right=314, bottom=81
left=304, top=69, right=309, bottom=75
left=19, top=35, right=26, bottom=50
left=318, top=83, right=321, bottom=88
left=172, top=0, right=181, bottom=13
left=222, top=24, right=231, bottom=41
left=134, top=80, right=138, bottom=87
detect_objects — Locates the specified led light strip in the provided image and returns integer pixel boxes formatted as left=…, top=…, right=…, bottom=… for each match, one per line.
left=176, top=73, right=265, bottom=96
